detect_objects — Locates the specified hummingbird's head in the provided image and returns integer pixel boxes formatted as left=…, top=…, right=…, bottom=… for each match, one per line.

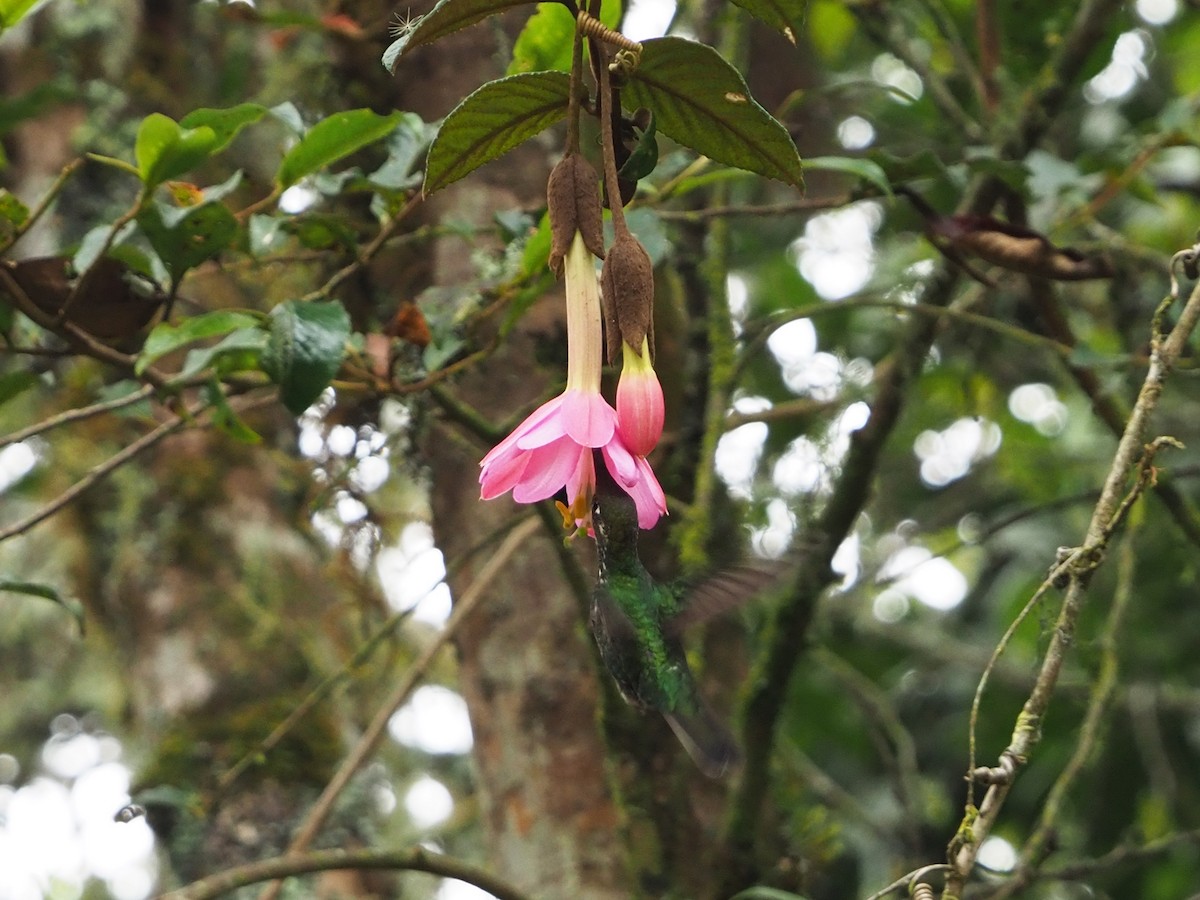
left=592, top=468, right=641, bottom=574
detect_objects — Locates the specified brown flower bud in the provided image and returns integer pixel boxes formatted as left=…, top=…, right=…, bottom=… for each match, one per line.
left=600, top=231, right=654, bottom=364
left=547, top=153, right=605, bottom=277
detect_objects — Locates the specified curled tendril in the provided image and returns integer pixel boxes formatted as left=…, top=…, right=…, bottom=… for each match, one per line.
left=576, top=10, right=642, bottom=55
left=1169, top=229, right=1200, bottom=300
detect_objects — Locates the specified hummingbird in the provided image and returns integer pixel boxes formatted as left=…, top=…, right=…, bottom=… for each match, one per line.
left=588, top=469, right=783, bottom=777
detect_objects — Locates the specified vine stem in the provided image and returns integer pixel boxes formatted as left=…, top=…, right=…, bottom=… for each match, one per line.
left=596, top=47, right=628, bottom=238
left=258, top=515, right=542, bottom=900
left=944, top=271, right=1200, bottom=897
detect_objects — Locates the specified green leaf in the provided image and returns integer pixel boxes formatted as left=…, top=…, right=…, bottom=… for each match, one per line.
left=369, top=112, right=437, bottom=190
left=729, top=888, right=811, bottom=900
left=179, top=103, right=269, bottom=155
left=623, top=38, right=804, bottom=189
left=72, top=221, right=137, bottom=274
left=521, top=209, right=552, bottom=277
left=424, top=71, right=570, bottom=195
left=0, top=370, right=39, bottom=407
left=205, top=381, right=262, bottom=444
left=262, top=300, right=351, bottom=414
left=134, top=113, right=219, bottom=188
left=507, top=1, right=621, bottom=75
left=138, top=310, right=263, bottom=375
left=0, top=0, right=44, bottom=29
left=804, top=155, right=891, bottom=196
left=728, top=0, right=806, bottom=45
left=383, top=0, right=536, bottom=73
left=0, top=189, right=30, bottom=229
left=276, top=109, right=402, bottom=189
left=1, top=579, right=85, bottom=635
left=618, top=111, right=659, bottom=182
left=181, top=328, right=268, bottom=379
left=137, top=200, right=239, bottom=284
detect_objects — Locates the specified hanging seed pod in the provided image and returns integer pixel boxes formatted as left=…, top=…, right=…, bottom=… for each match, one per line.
left=600, top=231, right=654, bottom=363
left=547, top=153, right=605, bottom=277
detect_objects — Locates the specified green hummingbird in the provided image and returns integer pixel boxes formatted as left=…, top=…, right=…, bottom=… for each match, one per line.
left=589, top=473, right=782, bottom=777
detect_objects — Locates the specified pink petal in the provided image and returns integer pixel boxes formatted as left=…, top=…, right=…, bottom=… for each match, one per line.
left=616, top=368, right=665, bottom=457
left=483, top=396, right=564, bottom=463
left=512, top=440, right=585, bottom=503
left=480, top=449, right=529, bottom=500
left=561, top=389, right=615, bottom=448
left=515, top=405, right=568, bottom=450
left=627, top=456, right=668, bottom=529
left=600, top=439, right=639, bottom=488
left=566, top=448, right=596, bottom=512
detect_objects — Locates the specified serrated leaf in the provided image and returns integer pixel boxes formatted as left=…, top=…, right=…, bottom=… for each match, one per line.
left=262, top=300, right=351, bottom=414
left=180, top=103, right=269, bottom=154
left=623, top=38, right=803, bottom=189
left=137, top=200, right=239, bottom=284
left=138, top=310, right=263, bottom=375
left=729, top=0, right=806, bottom=45
left=276, top=109, right=402, bottom=189
left=382, top=0, right=535, bottom=73
left=135, top=113, right=219, bottom=188
left=424, top=71, right=570, bottom=195
left=804, top=155, right=891, bottom=196
left=1, top=578, right=85, bottom=635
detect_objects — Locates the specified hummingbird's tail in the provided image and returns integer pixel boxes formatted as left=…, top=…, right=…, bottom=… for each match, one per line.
left=664, top=704, right=742, bottom=778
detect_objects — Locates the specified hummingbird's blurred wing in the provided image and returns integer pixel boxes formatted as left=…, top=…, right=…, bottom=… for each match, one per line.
left=668, top=562, right=789, bottom=634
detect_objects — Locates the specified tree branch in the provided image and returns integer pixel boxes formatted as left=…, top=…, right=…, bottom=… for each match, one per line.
left=163, top=845, right=530, bottom=900
left=259, top=515, right=541, bottom=900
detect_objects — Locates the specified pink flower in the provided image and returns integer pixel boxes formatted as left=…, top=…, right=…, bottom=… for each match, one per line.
left=615, top=337, right=664, bottom=456
left=479, top=233, right=666, bottom=529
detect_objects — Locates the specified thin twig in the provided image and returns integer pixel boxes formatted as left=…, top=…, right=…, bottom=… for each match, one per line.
left=162, top=845, right=530, bottom=900
left=216, top=512, right=535, bottom=796
left=985, top=526, right=1138, bottom=899
left=0, top=384, right=156, bottom=450
left=1037, top=828, right=1200, bottom=881
left=863, top=864, right=953, bottom=900
left=944, top=272, right=1200, bottom=896
left=815, top=647, right=923, bottom=851
left=723, top=396, right=842, bottom=431
left=851, top=7, right=983, bottom=142
left=737, top=296, right=1075, bottom=384
left=0, top=158, right=85, bottom=256
left=0, top=265, right=171, bottom=388
left=0, top=415, right=186, bottom=543
left=301, top=192, right=423, bottom=302
left=721, top=1, right=1132, bottom=886
left=654, top=197, right=852, bottom=221
left=913, top=0, right=987, bottom=111
left=258, top=515, right=541, bottom=900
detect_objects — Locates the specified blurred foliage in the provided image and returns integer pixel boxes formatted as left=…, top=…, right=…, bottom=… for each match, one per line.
left=1, top=1, right=1200, bottom=899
